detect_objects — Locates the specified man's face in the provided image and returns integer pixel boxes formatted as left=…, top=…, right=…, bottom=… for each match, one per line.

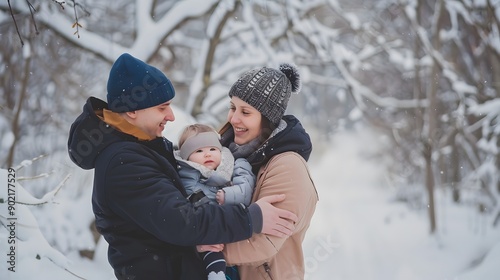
left=129, top=101, right=175, bottom=138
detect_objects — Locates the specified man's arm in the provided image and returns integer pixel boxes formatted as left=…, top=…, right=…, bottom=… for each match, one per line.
left=103, top=146, right=296, bottom=246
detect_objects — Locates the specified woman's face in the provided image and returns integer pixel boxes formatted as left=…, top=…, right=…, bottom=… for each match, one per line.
left=227, top=96, right=262, bottom=145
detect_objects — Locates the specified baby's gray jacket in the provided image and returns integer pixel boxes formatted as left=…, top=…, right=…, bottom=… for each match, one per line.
left=175, top=147, right=255, bottom=206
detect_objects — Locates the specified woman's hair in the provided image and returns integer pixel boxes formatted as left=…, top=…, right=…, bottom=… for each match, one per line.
left=178, top=124, right=217, bottom=149
left=260, top=116, right=275, bottom=141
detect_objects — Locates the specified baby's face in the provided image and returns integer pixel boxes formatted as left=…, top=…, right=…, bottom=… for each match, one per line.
left=188, top=146, right=222, bottom=170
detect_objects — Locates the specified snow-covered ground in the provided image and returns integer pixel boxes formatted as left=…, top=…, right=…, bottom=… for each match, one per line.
left=2, top=128, right=500, bottom=279
left=303, top=129, right=500, bottom=280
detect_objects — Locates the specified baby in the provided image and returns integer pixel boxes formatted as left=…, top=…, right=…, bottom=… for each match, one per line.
left=176, top=124, right=256, bottom=280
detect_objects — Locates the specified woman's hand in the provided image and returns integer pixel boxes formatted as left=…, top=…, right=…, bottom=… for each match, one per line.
left=197, top=244, right=224, bottom=253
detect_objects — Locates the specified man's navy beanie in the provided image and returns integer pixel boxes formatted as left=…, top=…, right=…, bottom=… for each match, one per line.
left=107, top=53, right=175, bottom=112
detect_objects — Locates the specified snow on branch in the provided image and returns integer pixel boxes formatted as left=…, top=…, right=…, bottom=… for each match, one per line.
left=242, top=2, right=277, bottom=63
left=15, top=175, right=70, bottom=206
left=404, top=2, right=478, bottom=97
left=1, top=0, right=220, bottom=62
left=332, top=44, right=429, bottom=110
left=3, top=0, right=89, bottom=46
left=0, top=169, right=79, bottom=278
left=13, top=154, right=47, bottom=171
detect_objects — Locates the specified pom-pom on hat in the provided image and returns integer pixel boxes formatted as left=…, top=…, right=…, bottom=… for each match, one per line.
left=107, top=53, right=175, bottom=112
left=228, top=63, right=301, bottom=126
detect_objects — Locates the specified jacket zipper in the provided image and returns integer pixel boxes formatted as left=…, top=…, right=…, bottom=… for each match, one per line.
left=263, top=262, right=274, bottom=280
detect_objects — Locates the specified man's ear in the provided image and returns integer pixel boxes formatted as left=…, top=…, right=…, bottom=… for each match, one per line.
left=125, top=111, right=137, bottom=119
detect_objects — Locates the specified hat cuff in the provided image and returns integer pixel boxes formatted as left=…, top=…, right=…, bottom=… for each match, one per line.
left=262, top=110, right=283, bottom=126
left=108, top=80, right=175, bottom=112
left=180, top=132, right=222, bottom=160
left=230, top=92, right=283, bottom=126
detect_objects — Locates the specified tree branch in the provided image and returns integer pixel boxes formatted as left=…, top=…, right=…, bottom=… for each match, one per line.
left=26, top=0, right=39, bottom=35
left=7, top=0, right=24, bottom=46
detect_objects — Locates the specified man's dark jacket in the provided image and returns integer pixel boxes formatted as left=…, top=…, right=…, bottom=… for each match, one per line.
left=68, top=97, right=256, bottom=279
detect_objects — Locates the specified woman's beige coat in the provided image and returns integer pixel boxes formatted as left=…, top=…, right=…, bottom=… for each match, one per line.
left=224, top=151, right=319, bottom=279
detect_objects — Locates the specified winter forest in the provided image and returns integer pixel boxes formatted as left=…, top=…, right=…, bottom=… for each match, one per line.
left=1, top=0, right=500, bottom=279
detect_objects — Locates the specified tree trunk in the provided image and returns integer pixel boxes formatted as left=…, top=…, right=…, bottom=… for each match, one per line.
left=6, top=53, right=31, bottom=167
left=450, top=140, right=461, bottom=203
left=424, top=141, right=437, bottom=233
left=189, top=2, right=238, bottom=117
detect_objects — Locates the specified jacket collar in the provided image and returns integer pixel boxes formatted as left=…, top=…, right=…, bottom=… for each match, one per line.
left=98, top=109, right=155, bottom=141
left=220, top=115, right=312, bottom=171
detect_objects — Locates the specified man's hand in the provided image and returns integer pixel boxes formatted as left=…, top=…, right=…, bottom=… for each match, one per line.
left=255, top=194, right=298, bottom=238
left=197, top=244, right=224, bottom=253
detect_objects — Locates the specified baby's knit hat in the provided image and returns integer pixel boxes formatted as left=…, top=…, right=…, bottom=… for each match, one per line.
left=228, top=63, right=301, bottom=126
left=107, top=53, right=175, bottom=112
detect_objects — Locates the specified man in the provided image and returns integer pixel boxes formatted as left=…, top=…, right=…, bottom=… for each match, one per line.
left=68, top=53, right=297, bottom=279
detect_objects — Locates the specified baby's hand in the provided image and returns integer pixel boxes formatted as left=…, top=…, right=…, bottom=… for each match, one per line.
left=197, top=244, right=224, bottom=252
left=216, top=190, right=225, bottom=205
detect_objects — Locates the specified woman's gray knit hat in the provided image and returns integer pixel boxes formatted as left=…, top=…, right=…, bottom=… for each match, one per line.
left=228, top=63, right=301, bottom=126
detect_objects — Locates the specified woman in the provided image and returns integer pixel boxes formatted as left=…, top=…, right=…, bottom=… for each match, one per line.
left=220, top=64, right=319, bottom=279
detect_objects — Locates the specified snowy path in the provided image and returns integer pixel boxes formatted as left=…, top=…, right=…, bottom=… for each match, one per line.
left=303, top=130, right=402, bottom=280
left=303, top=130, right=500, bottom=280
